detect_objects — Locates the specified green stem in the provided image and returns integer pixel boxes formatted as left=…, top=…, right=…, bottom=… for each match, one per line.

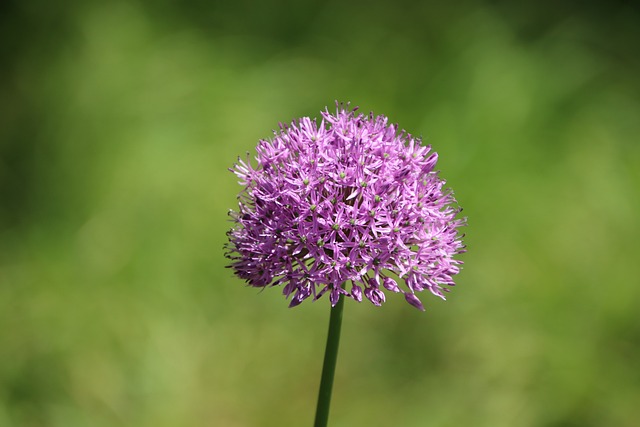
left=313, top=294, right=345, bottom=427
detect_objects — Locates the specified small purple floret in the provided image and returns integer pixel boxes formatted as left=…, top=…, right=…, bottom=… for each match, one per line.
left=225, top=103, right=466, bottom=310
left=382, top=277, right=401, bottom=293
left=404, top=293, right=426, bottom=312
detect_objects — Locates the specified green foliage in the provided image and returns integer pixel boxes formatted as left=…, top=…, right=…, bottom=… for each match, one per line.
left=1, top=1, right=639, bottom=426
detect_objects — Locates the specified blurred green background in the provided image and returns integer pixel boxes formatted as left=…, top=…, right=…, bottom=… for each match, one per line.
left=1, top=0, right=639, bottom=426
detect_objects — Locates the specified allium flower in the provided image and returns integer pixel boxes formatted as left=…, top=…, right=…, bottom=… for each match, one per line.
left=225, top=103, right=466, bottom=310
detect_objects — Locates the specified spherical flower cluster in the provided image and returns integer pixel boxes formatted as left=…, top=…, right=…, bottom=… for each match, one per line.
left=225, top=103, right=466, bottom=310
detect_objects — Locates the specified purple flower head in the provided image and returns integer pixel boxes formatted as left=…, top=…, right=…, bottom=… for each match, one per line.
left=225, top=103, right=466, bottom=310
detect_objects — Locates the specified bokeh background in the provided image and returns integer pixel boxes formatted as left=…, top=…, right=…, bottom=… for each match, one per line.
left=2, top=0, right=639, bottom=426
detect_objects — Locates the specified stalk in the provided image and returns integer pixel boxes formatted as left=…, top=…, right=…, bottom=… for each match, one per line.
left=313, top=294, right=345, bottom=427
